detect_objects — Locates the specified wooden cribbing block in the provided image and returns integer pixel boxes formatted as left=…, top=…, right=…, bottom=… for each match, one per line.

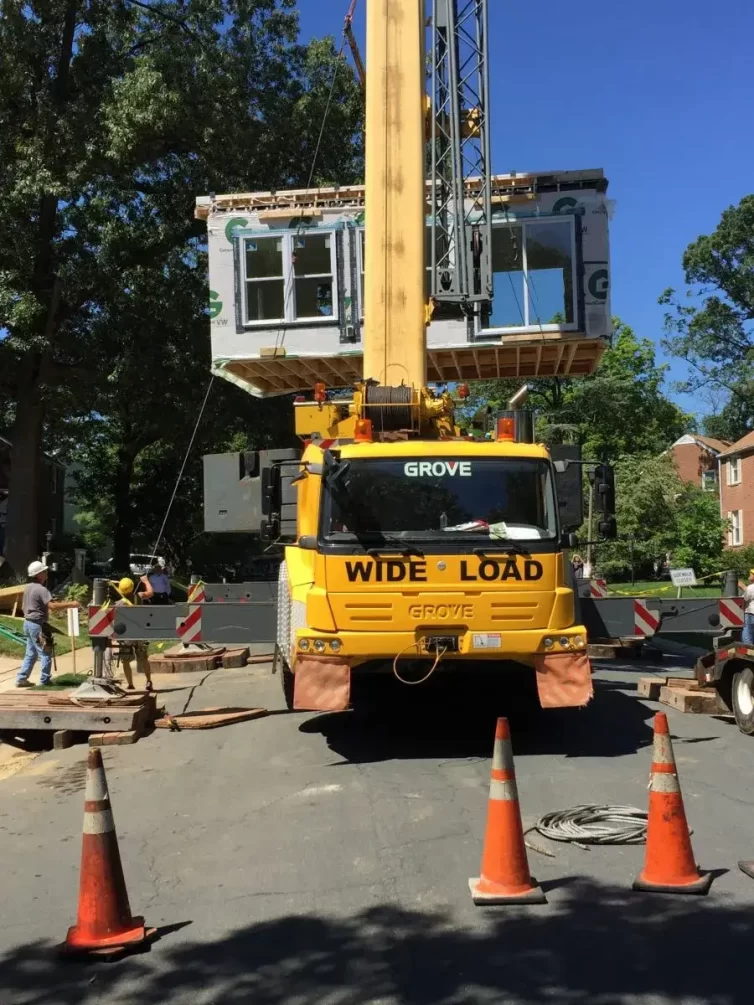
left=89, top=730, right=141, bottom=746
left=659, top=685, right=719, bottom=715
left=221, top=648, right=250, bottom=668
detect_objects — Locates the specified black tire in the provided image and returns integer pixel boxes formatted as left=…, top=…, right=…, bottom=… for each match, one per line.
left=732, top=666, right=754, bottom=735
left=281, top=666, right=295, bottom=710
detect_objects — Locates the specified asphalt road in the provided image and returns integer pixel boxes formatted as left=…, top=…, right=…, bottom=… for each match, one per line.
left=1, top=656, right=753, bottom=1005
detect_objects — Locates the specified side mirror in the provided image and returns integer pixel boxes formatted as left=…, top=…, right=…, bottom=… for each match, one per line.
left=551, top=445, right=583, bottom=533
left=260, top=518, right=280, bottom=543
left=261, top=465, right=281, bottom=517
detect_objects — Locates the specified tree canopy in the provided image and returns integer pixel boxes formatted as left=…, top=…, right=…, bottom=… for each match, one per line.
left=0, top=0, right=363, bottom=572
left=661, top=194, right=754, bottom=398
left=464, top=320, right=690, bottom=461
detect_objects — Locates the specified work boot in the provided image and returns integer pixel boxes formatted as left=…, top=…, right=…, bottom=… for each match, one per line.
left=739, top=861, right=754, bottom=881
left=15, top=680, right=33, bottom=688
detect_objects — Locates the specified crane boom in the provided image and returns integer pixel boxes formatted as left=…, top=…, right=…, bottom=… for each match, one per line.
left=363, top=0, right=427, bottom=390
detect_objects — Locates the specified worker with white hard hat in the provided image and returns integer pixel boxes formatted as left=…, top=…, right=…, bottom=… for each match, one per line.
left=15, top=560, right=78, bottom=688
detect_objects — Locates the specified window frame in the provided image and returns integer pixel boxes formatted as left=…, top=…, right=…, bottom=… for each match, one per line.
left=487, top=215, right=579, bottom=334
left=701, top=469, right=717, bottom=492
left=727, top=456, right=741, bottom=486
left=242, top=230, right=339, bottom=327
left=728, top=509, right=743, bottom=547
left=356, top=216, right=579, bottom=335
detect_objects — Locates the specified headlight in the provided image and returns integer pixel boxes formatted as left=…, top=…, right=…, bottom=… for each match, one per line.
left=299, top=639, right=310, bottom=651
left=574, top=635, right=586, bottom=648
left=313, top=639, right=326, bottom=653
left=559, top=637, right=571, bottom=649
left=542, top=637, right=554, bottom=649
left=329, top=639, right=342, bottom=652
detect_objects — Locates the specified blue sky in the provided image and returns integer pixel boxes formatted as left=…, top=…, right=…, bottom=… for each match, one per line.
left=296, top=0, right=753, bottom=419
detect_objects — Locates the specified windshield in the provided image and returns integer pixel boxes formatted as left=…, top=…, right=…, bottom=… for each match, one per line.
left=321, top=457, right=557, bottom=544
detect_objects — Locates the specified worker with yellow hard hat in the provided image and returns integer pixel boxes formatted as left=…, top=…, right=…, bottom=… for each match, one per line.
left=742, top=570, right=754, bottom=647
left=109, top=575, right=154, bottom=691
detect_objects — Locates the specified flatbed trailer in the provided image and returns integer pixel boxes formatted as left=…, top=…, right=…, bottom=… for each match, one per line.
left=696, top=643, right=754, bottom=735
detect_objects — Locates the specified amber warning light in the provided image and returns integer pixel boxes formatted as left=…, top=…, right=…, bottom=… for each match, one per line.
left=496, top=415, right=515, bottom=441
left=354, top=418, right=373, bottom=442
left=314, top=382, right=327, bottom=403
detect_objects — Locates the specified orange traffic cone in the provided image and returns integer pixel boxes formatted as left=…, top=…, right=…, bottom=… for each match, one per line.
left=469, top=717, right=546, bottom=905
left=633, top=712, right=711, bottom=895
left=64, top=749, right=149, bottom=954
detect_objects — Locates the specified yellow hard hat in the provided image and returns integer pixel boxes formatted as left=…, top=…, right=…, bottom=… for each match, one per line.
left=118, top=577, right=135, bottom=596
left=749, top=569, right=754, bottom=577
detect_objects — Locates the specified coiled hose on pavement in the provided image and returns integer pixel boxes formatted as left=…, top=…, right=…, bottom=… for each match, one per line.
left=526, top=804, right=648, bottom=854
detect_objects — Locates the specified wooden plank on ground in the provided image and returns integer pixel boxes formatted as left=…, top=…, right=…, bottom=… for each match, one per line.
left=154, top=707, right=267, bottom=730
left=0, top=694, right=151, bottom=733
left=637, top=676, right=701, bottom=700
left=148, top=655, right=218, bottom=674
left=221, top=648, right=250, bottom=669
left=659, top=685, right=719, bottom=715
left=163, top=643, right=226, bottom=659
left=89, top=729, right=141, bottom=746
left=637, top=677, right=665, bottom=699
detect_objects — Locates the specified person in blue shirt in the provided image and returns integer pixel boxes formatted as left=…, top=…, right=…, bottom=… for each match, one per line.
left=147, top=560, right=171, bottom=605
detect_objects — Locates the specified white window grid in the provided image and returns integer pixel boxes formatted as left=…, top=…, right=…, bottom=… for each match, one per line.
left=242, top=231, right=338, bottom=326
left=728, top=510, right=743, bottom=547
left=727, top=456, right=741, bottom=486
left=356, top=216, right=578, bottom=333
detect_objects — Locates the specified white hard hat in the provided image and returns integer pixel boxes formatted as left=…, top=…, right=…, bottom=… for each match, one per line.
left=27, top=560, right=48, bottom=577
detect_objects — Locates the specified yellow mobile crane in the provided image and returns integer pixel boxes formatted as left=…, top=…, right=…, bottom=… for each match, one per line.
left=263, top=0, right=617, bottom=711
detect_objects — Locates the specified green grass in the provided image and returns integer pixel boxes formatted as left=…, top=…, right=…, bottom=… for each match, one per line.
left=32, top=673, right=90, bottom=690
left=0, top=614, right=90, bottom=659
left=608, top=581, right=724, bottom=599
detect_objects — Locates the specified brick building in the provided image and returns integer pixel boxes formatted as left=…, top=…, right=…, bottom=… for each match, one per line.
left=719, top=432, right=754, bottom=548
left=668, top=434, right=729, bottom=492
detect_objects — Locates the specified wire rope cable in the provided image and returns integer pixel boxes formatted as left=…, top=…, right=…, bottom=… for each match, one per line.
left=530, top=804, right=648, bottom=850
left=149, top=374, right=215, bottom=564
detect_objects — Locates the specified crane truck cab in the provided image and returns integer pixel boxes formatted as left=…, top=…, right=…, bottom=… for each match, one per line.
left=258, top=393, right=615, bottom=711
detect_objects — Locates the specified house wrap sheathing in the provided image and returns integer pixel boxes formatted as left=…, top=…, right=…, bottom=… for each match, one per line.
left=196, top=168, right=612, bottom=397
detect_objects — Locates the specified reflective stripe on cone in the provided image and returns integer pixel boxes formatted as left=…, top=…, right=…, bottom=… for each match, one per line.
left=64, top=749, right=148, bottom=953
left=469, top=718, right=546, bottom=905
left=633, top=712, right=712, bottom=895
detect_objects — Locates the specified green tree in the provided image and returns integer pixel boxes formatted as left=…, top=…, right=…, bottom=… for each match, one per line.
left=464, top=319, right=690, bottom=459
left=0, top=1, right=363, bottom=572
left=661, top=195, right=754, bottom=396
left=672, top=484, right=727, bottom=577
left=701, top=384, right=754, bottom=444
left=594, top=455, right=681, bottom=579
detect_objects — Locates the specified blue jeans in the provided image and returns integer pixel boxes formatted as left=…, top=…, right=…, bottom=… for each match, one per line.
left=743, top=613, right=754, bottom=646
left=16, top=621, right=52, bottom=685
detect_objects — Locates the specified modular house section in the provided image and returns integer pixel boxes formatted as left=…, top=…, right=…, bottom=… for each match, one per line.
left=196, top=169, right=612, bottom=397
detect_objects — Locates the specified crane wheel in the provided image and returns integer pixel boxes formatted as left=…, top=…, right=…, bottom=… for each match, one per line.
left=732, top=666, right=754, bottom=735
